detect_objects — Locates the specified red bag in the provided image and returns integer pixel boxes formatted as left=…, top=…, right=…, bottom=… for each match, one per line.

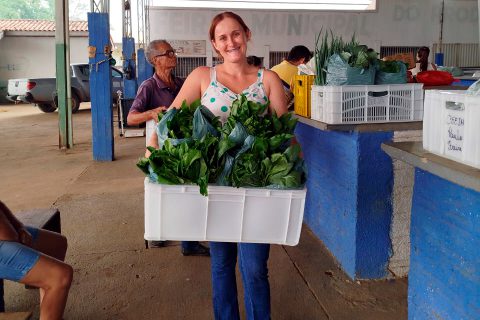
left=415, top=70, right=454, bottom=86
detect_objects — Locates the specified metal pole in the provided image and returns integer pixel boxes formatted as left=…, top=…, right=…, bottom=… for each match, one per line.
left=439, top=0, right=444, bottom=53
left=55, top=0, right=73, bottom=149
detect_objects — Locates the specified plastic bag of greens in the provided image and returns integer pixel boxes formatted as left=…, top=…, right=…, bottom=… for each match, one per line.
left=155, top=108, right=192, bottom=149
left=216, top=122, right=254, bottom=185
left=375, top=61, right=407, bottom=84
left=193, top=106, right=221, bottom=139
left=326, top=54, right=375, bottom=85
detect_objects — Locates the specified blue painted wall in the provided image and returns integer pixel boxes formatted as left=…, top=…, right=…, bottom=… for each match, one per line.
left=137, top=48, right=154, bottom=87
left=295, top=122, right=393, bottom=279
left=409, top=169, right=480, bottom=319
left=88, top=13, right=114, bottom=161
left=356, top=133, right=394, bottom=278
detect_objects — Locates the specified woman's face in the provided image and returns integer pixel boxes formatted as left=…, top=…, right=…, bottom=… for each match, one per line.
left=152, top=42, right=177, bottom=71
left=211, top=17, right=250, bottom=63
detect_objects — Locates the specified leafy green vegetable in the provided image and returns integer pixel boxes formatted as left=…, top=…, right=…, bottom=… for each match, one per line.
left=137, top=95, right=307, bottom=196
left=378, top=60, right=405, bottom=73
left=314, top=30, right=378, bottom=84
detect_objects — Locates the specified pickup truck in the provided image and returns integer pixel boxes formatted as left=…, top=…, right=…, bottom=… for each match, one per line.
left=6, top=63, right=124, bottom=113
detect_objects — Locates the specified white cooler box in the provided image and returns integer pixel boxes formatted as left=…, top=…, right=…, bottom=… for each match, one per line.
left=144, top=178, right=307, bottom=246
left=310, top=83, right=424, bottom=124
left=423, top=90, right=480, bottom=169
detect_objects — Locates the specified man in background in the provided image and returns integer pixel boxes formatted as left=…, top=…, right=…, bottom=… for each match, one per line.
left=271, top=45, right=312, bottom=90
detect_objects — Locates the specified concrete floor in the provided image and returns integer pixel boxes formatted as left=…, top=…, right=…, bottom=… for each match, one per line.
left=0, top=103, right=407, bottom=320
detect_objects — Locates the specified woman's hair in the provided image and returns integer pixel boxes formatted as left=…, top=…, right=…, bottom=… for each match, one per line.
left=145, top=39, right=170, bottom=65
left=417, top=46, right=430, bottom=72
left=209, top=11, right=251, bottom=57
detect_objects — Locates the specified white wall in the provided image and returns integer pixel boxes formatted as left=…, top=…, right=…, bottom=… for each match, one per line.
left=149, top=0, right=478, bottom=57
left=0, top=35, right=88, bottom=80
left=0, top=35, right=88, bottom=103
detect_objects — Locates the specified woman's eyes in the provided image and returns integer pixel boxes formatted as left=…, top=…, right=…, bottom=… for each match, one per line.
left=217, top=32, right=242, bottom=42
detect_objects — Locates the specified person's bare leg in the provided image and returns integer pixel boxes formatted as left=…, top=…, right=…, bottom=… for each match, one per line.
left=20, top=255, right=73, bottom=320
left=32, top=229, right=68, bottom=305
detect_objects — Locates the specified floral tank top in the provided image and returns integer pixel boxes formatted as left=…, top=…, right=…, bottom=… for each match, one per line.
left=201, top=66, right=269, bottom=123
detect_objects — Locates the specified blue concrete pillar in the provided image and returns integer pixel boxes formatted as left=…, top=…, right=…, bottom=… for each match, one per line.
left=295, top=122, right=394, bottom=279
left=137, top=48, right=153, bottom=87
left=122, top=37, right=137, bottom=99
left=409, top=169, right=479, bottom=319
left=88, top=13, right=114, bottom=161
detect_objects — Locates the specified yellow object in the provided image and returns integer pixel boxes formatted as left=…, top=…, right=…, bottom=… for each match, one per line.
left=293, top=75, right=315, bottom=118
left=271, top=60, right=298, bottom=88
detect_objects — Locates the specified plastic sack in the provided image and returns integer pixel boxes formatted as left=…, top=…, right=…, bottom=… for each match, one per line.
left=437, top=66, right=464, bottom=77
left=326, top=54, right=375, bottom=85
left=155, top=109, right=192, bottom=149
left=466, top=79, right=480, bottom=96
left=415, top=70, right=454, bottom=86
left=193, top=106, right=220, bottom=139
left=216, top=130, right=255, bottom=186
left=155, top=108, right=191, bottom=149
left=375, top=61, right=407, bottom=85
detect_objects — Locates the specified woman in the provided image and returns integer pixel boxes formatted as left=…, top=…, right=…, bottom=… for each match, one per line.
left=147, top=11, right=287, bottom=320
left=409, top=46, right=437, bottom=77
left=0, top=201, right=72, bottom=320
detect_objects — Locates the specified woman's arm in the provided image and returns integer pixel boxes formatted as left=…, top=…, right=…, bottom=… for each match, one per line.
left=263, top=70, right=288, bottom=116
left=168, top=66, right=209, bottom=110
left=145, top=131, right=159, bottom=157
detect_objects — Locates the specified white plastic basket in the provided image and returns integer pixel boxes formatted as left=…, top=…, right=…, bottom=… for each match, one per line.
left=423, top=90, right=480, bottom=169
left=144, top=178, right=306, bottom=246
left=311, top=83, right=424, bottom=124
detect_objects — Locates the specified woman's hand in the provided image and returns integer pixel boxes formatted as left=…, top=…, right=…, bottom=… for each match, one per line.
left=149, top=106, right=167, bottom=122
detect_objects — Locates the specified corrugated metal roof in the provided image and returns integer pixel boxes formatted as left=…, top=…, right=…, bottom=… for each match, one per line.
left=0, top=19, right=88, bottom=32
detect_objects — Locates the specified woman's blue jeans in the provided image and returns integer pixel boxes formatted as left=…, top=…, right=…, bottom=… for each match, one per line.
left=210, top=242, right=270, bottom=320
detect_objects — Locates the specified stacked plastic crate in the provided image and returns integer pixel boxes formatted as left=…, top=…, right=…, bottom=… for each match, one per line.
left=423, top=90, right=480, bottom=169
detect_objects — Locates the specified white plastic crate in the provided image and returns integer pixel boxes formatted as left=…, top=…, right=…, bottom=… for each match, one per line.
left=311, top=83, right=424, bottom=124
left=423, top=90, right=480, bottom=169
left=144, top=178, right=306, bottom=246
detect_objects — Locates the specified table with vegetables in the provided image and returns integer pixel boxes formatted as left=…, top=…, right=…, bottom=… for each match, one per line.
left=295, top=31, right=422, bottom=279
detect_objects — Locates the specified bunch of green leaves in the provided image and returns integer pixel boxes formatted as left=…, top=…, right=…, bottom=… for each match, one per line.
left=378, top=60, right=405, bottom=73
left=347, top=45, right=378, bottom=69
left=221, top=96, right=304, bottom=188
left=222, top=94, right=271, bottom=137
left=231, top=144, right=305, bottom=188
left=138, top=96, right=306, bottom=195
left=314, top=30, right=381, bottom=84
left=163, top=99, right=201, bottom=139
left=314, top=30, right=358, bottom=85
left=137, top=133, right=223, bottom=196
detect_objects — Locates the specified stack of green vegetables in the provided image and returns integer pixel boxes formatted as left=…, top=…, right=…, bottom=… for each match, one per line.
left=137, top=95, right=306, bottom=196
left=314, top=30, right=378, bottom=85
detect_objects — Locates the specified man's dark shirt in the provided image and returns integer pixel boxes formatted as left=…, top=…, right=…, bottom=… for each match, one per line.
left=130, top=73, right=184, bottom=113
